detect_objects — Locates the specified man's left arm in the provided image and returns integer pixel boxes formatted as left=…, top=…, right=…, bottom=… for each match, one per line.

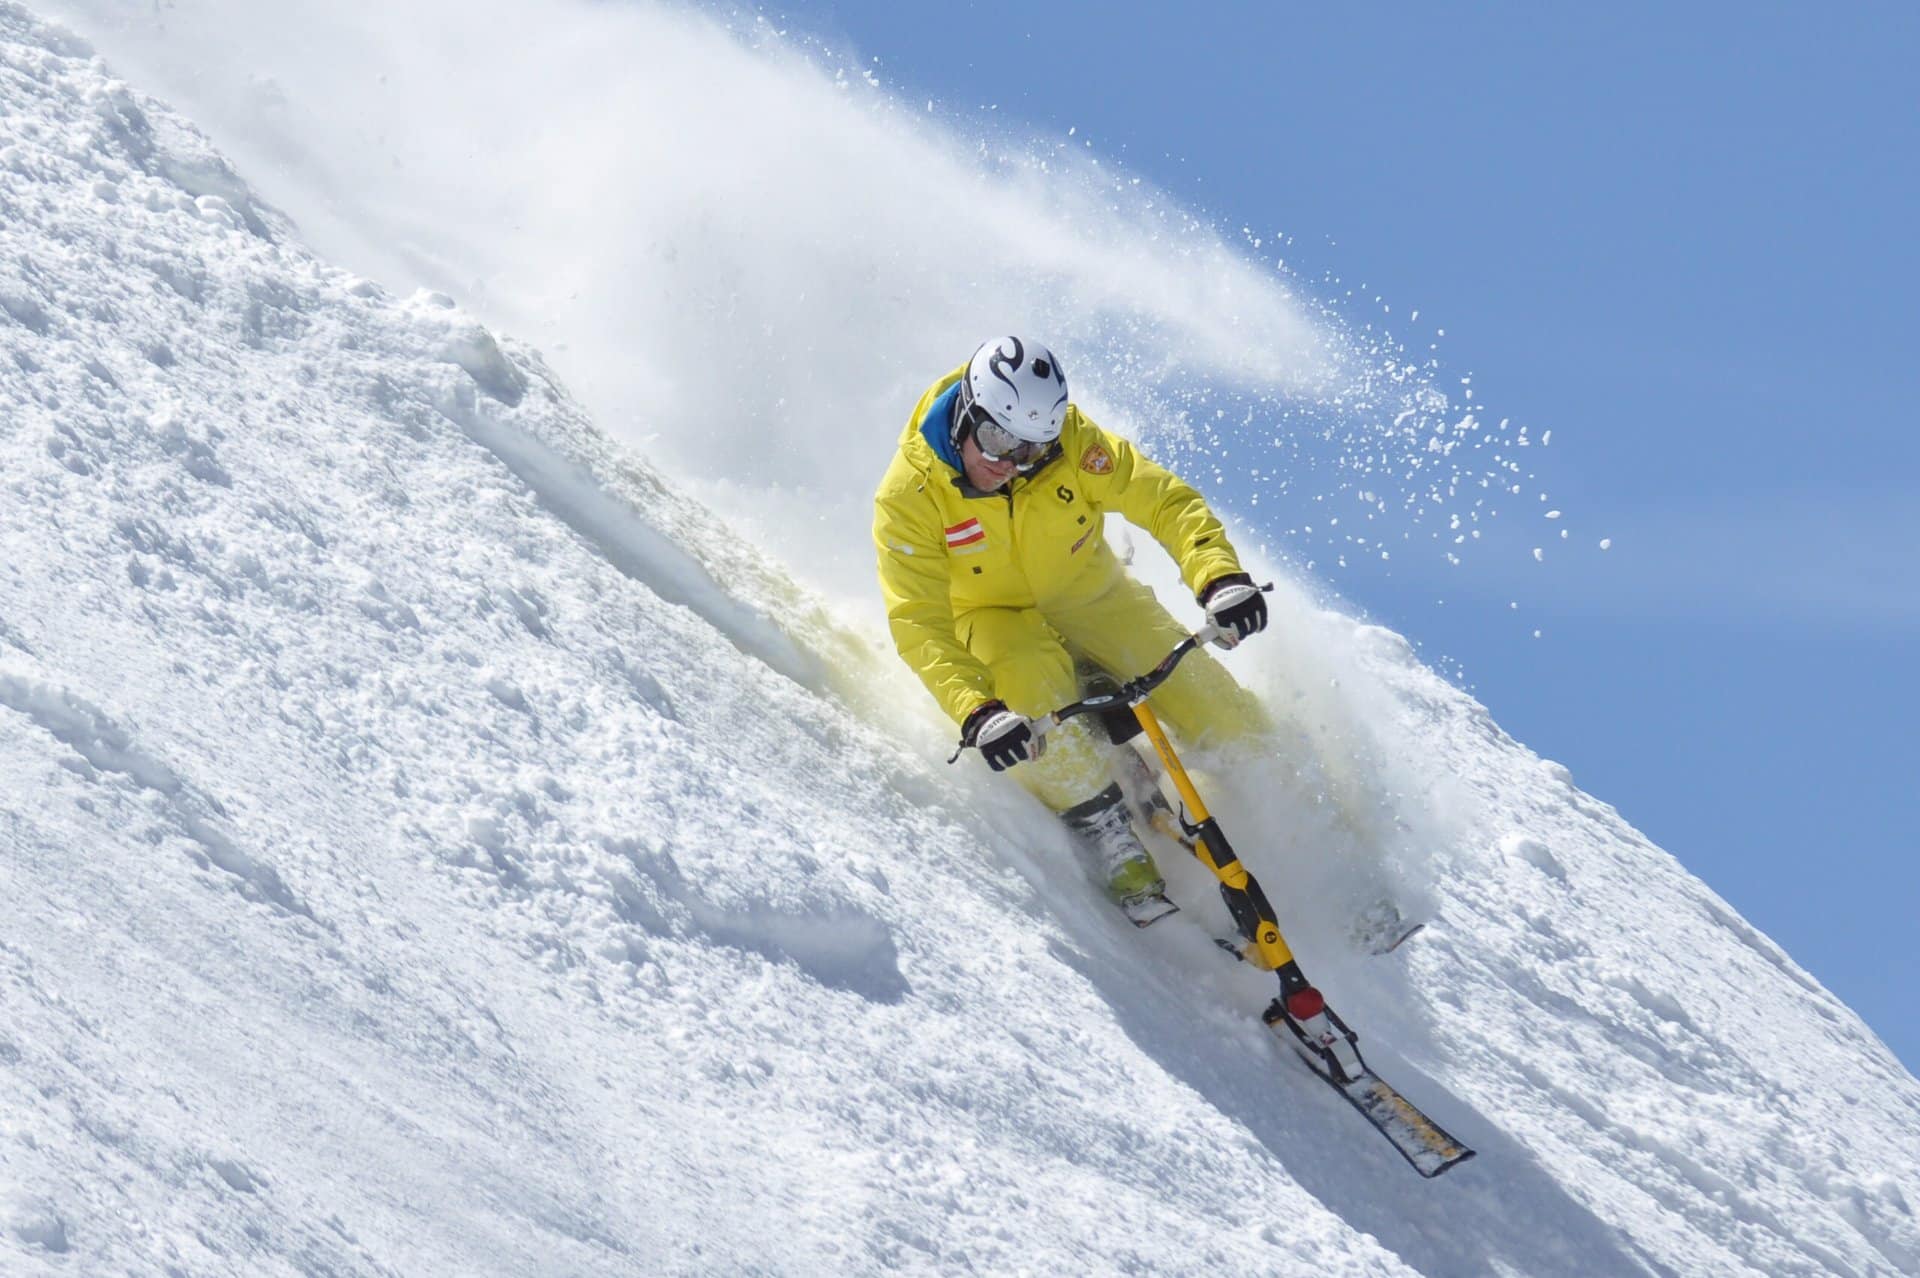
left=1072, top=410, right=1244, bottom=599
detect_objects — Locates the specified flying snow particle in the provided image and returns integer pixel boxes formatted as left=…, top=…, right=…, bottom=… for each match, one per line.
left=1600, top=538, right=1613, bottom=550
left=1532, top=548, right=1544, bottom=562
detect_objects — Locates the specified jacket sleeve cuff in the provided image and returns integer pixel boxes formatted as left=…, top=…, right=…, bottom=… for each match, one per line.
left=1198, top=571, right=1254, bottom=605
left=960, top=699, right=1006, bottom=739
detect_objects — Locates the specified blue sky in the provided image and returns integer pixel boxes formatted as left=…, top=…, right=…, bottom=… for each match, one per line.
left=781, top=1, right=1919, bottom=1065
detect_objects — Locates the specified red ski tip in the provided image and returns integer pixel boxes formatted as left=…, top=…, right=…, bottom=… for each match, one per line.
left=1286, top=987, right=1326, bottom=1021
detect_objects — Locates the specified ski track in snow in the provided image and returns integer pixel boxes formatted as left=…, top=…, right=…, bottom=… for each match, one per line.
left=2, top=5, right=1918, bottom=1275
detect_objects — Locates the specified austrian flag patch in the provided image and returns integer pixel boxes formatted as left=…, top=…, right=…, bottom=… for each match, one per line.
left=944, top=518, right=987, bottom=552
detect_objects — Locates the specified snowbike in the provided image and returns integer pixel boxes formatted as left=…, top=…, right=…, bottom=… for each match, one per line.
left=956, top=602, right=1476, bottom=1178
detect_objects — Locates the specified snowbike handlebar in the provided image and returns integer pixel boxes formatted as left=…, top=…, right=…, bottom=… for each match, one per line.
left=1028, top=624, right=1221, bottom=743
left=947, top=583, right=1274, bottom=760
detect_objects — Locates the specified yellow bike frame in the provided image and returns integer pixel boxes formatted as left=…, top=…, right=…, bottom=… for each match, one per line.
left=1129, top=701, right=1300, bottom=975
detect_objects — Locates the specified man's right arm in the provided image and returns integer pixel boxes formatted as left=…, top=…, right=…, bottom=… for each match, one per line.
left=873, top=479, right=996, bottom=725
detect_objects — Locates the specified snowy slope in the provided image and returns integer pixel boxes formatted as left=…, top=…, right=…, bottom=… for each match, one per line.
left=3, top=6, right=1917, bottom=1276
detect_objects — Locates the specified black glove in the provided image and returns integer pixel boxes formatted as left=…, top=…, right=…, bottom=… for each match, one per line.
left=962, top=700, right=1034, bottom=772
left=1201, top=573, right=1267, bottom=647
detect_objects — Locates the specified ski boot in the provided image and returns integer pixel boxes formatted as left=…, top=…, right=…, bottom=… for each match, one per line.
left=1062, top=783, right=1178, bottom=928
left=1111, top=740, right=1200, bottom=854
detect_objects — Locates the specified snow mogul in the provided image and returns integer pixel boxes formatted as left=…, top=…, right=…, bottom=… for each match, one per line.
left=873, top=335, right=1272, bottom=924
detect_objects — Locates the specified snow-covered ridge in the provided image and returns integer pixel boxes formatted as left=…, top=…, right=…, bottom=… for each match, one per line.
left=3, top=6, right=1917, bottom=1275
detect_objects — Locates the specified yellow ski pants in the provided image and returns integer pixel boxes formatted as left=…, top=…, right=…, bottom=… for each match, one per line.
left=957, top=574, right=1269, bottom=812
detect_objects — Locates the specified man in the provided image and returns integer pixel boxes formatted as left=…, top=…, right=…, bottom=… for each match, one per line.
left=874, top=336, right=1271, bottom=924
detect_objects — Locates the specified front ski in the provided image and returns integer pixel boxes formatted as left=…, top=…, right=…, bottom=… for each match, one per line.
left=1264, top=996, right=1475, bottom=1178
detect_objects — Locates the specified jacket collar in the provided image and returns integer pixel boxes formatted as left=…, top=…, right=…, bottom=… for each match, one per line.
left=918, top=382, right=965, bottom=472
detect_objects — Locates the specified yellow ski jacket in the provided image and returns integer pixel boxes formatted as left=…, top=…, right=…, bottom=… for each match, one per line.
left=874, top=363, right=1245, bottom=725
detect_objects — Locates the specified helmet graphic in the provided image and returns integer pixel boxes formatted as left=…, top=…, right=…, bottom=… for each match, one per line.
left=961, top=336, right=1070, bottom=446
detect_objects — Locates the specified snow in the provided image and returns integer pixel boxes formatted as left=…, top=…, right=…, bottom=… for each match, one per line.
left=3, top=4, right=1918, bottom=1276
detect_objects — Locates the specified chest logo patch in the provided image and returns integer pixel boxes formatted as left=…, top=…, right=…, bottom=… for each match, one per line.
left=1079, top=444, right=1114, bottom=475
left=944, top=518, right=988, bottom=555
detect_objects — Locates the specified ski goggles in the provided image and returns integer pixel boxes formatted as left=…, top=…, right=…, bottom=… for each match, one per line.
left=968, top=404, right=1051, bottom=468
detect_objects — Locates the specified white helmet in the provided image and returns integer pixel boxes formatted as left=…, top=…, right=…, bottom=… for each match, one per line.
left=961, top=336, right=1069, bottom=447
